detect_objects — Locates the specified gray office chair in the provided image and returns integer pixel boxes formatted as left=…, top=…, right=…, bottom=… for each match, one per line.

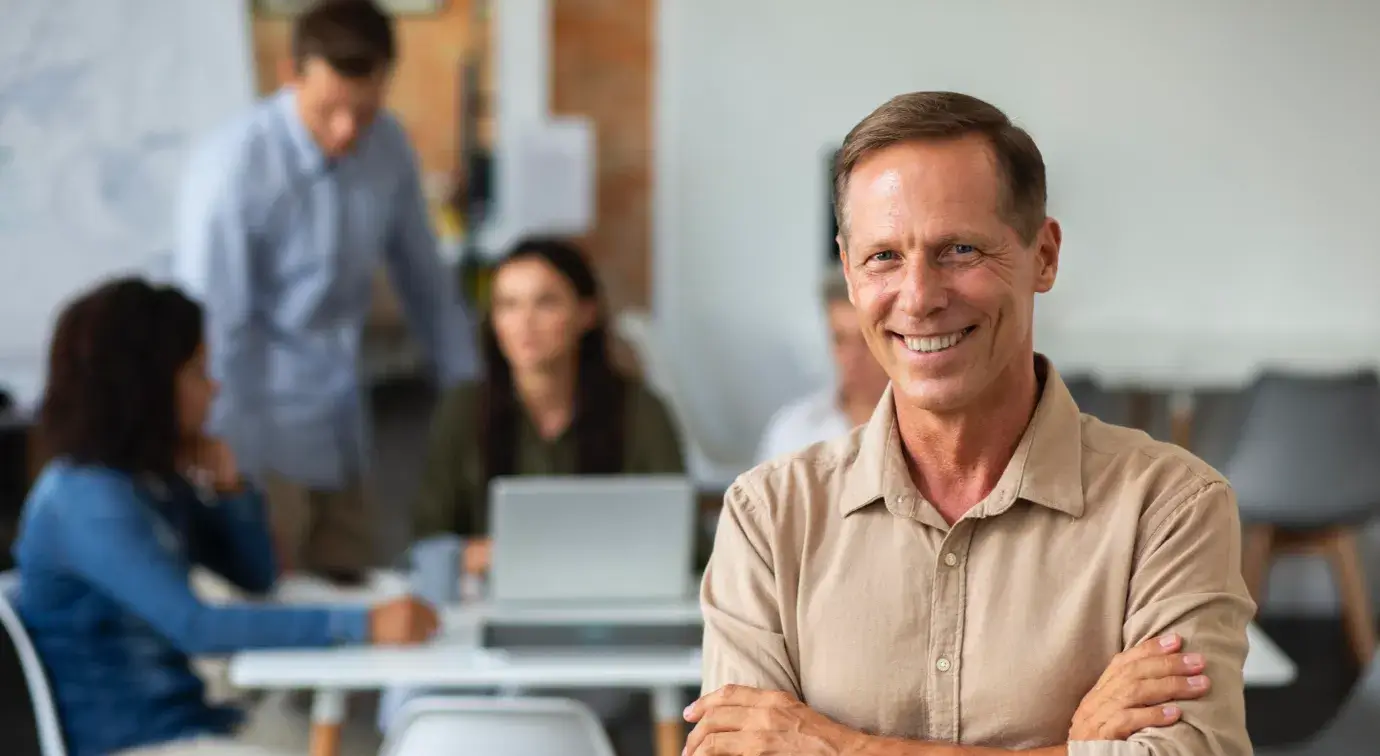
left=1063, top=374, right=1135, bottom=428
left=1183, top=388, right=1254, bottom=473
left=1226, top=371, right=1380, bottom=666
left=1256, top=644, right=1380, bottom=755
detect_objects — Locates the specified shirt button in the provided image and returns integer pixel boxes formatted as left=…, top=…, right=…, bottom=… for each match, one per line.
left=936, top=657, right=952, bottom=673
left=943, top=552, right=959, bottom=567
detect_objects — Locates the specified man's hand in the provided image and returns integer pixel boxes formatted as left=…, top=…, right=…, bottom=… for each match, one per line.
left=1069, top=633, right=1211, bottom=741
left=683, top=685, right=867, bottom=756
left=368, top=596, right=439, bottom=646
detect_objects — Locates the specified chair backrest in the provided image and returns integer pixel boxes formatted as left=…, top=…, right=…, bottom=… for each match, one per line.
left=1226, top=371, right=1380, bottom=516
left=0, top=571, right=67, bottom=756
left=380, top=696, right=616, bottom=756
left=1062, top=374, right=1133, bottom=428
left=1300, top=644, right=1380, bottom=753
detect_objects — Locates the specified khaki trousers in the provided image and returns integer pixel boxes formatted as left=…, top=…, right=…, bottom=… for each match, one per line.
left=262, top=473, right=378, bottom=575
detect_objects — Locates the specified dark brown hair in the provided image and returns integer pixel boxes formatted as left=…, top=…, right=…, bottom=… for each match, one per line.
left=39, top=278, right=204, bottom=477
left=292, top=0, right=396, bottom=78
left=833, top=91, right=1047, bottom=244
left=481, top=238, right=627, bottom=486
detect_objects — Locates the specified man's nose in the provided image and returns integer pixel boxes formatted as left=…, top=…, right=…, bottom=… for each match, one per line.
left=895, top=257, right=948, bottom=317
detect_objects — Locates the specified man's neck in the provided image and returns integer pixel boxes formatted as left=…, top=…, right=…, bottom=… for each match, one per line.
left=895, top=358, right=1041, bottom=524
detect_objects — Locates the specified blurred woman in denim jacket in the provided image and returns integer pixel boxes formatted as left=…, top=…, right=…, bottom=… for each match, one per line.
left=11, top=278, right=437, bottom=756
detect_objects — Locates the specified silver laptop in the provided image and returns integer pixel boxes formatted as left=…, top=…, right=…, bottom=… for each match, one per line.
left=487, top=475, right=697, bottom=604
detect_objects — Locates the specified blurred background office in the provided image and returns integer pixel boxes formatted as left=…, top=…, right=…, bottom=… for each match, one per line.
left=2, top=1, right=1380, bottom=755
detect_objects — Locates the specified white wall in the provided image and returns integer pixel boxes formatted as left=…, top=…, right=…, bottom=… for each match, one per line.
left=0, top=0, right=255, bottom=409
left=655, top=0, right=1380, bottom=615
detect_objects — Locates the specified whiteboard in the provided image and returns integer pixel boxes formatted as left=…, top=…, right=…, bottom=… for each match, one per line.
left=0, top=0, right=255, bottom=408
left=654, top=0, right=1380, bottom=467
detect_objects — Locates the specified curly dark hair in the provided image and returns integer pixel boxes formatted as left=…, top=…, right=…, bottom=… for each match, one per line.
left=481, top=238, right=627, bottom=486
left=39, top=278, right=204, bottom=477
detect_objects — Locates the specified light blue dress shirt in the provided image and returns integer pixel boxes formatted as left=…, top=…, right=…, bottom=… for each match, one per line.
left=174, top=88, right=478, bottom=488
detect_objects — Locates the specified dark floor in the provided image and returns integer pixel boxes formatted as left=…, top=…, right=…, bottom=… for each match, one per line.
left=0, top=381, right=1368, bottom=753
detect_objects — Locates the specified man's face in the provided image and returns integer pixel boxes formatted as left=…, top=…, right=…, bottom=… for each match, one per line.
left=290, top=57, right=389, bottom=158
left=826, top=300, right=889, bottom=401
left=839, top=135, right=1060, bottom=414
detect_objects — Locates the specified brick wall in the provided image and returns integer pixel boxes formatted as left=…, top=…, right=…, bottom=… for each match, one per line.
left=552, top=0, right=653, bottom=311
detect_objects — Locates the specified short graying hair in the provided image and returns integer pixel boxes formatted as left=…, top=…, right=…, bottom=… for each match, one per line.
left=833, top=91, right=1047, bottom=245
left=820, top=268, right=850, bottom=305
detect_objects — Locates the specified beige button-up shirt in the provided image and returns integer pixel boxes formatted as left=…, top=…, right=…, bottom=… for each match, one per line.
left=701, top=359, right=1254, bottom=755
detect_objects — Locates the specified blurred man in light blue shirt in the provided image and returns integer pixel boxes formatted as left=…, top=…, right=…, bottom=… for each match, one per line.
left=174, top=0, right=478, bottom=579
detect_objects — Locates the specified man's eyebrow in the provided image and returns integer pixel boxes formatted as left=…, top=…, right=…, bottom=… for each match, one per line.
left=922, top=230, right=1001, bottom=251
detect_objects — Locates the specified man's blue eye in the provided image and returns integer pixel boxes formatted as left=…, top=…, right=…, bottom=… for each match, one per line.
left=953, top=244, right=976, bottom=255
left=872, top=250, right=897, bottom=262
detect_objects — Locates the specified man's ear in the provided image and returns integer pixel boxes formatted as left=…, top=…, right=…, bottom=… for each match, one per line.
left=1033, top=218, right=1061, bottom=294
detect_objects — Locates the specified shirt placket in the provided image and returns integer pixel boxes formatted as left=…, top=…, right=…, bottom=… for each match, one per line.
left=925, top=520, right=977, bottom=743
left=317, top=168, right=359, bottom=484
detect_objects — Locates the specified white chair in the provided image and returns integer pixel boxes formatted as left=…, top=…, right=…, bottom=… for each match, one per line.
left=380, top=696, right=615, bottom=756
left=0, top=571, right=68, bottom=756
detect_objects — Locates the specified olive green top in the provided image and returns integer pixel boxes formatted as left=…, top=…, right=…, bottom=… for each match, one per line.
left=412, top=379, right=687, bottom=538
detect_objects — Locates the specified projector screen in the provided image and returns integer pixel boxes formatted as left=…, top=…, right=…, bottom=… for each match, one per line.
left=654, top=0, right=1380, bottom=468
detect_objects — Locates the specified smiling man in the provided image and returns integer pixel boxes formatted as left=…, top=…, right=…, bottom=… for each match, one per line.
left=689, top=93, right=1254, bottom=755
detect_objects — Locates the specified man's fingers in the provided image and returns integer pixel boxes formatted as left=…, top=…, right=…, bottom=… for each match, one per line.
left=1100, top=704, right=1183, bottom=740
left=1127, top=652, right=1206, bottom=681
left=690, top=731, right=787, bottom=756
left=683, top=707, right=756, bottom=756
left=1096, top=653, right=1207, bottom=710
left=684, top=685, right=792, bottom=722
left=1111, top=634, right=1183, bottom=669
left=1089, top=673, right=1211, bottom=729
left=1122, top=672, right=1212, bottom=708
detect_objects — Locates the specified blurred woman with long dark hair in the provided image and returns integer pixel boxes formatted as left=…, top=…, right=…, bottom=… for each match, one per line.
left=411, top=238, right=685, bottom=554
left=13, top=278, right=434, bottom=756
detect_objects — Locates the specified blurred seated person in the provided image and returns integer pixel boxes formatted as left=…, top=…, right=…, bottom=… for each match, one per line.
left=756, top=269, right=889, bottom=462
left=412, top=238, right=685, bottom=572
left=13, top=278, right=437, bottom=756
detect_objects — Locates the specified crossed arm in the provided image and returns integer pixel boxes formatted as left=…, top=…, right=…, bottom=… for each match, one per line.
left=685, top=635, right=1208, bottom=756
left=692, top=482, right=1254, bottom=756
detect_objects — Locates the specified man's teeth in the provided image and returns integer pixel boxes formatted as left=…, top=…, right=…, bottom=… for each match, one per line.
left=903, top=329, right=969, bottom=353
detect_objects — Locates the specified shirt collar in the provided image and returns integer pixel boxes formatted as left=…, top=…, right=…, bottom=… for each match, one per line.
left=276, top=87, right=329, bottom=175
left=838, top=354, right=1086, bottom=524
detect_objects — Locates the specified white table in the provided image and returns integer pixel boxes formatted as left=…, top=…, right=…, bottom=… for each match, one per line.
left=233, top=572, right=1298, bottom=756
left=1245, top=623, right=1296, bottom=687
left=238, top=572, right=700, bottom=756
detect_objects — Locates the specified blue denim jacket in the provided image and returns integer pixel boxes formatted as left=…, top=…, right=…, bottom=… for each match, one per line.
left=13, top=461, right=370, bottom=756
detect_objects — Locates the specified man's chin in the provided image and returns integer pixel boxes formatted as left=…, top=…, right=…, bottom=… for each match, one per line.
left=890, top=375, right=981, bottom=415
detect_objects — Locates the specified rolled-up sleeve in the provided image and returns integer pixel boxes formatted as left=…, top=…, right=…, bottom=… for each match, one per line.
left=1069, top=481, right=1256, bottom=756
left=699, top=479, right=801, bottom=697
